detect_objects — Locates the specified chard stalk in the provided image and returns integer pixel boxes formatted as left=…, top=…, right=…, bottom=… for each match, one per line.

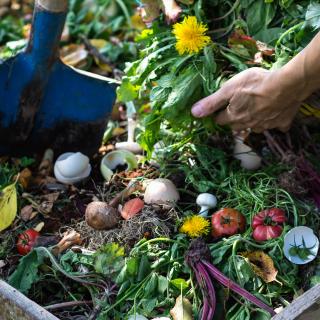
left=201, top=260, right=276, bottom=316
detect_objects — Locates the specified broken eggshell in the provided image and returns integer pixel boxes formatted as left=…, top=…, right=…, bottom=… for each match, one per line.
left=283, top=226, right=319, bottom=265
left=100, top=150, right=138, bottom=181
left=54, top=152, right=91, bottom=184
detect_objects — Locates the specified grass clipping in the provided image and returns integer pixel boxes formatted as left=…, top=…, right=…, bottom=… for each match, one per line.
left=74, top=205, right=177, bottom=251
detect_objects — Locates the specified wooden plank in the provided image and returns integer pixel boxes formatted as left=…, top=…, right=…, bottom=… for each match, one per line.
left=272, top=284, right=320, bottom=320
left=0, top=280, right=59, bottom=320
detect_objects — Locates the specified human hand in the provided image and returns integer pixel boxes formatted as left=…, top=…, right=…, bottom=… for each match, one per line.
left=191, top=67, right=303, bottom=133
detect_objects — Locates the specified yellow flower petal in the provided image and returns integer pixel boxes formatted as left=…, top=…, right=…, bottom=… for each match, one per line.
left=180, top=215, right=210, bottom=238
left=172, top=16, right=211, bottom=55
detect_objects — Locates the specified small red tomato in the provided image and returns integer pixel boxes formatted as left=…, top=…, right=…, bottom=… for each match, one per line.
left=211, top=208, right=246, bottom=238
left=16, top=229, right=40, bottom=255
left=252, top=208, right=286, bottom=241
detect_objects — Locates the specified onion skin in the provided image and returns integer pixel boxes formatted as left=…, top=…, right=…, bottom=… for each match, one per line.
left=252, top=208, right=286, bottom=241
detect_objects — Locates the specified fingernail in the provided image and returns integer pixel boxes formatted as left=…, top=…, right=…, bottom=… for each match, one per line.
left=191, top=103, right=204, bottom=117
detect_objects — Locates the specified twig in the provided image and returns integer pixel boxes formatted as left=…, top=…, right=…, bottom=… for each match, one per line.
left=44, top=300, right=93, bottom=311
left=81, top=36, right=114, bottom=67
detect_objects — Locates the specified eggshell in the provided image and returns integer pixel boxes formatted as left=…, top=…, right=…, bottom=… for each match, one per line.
left=56, top=152, right=89, bottom=178
left=283, top=226, right=319, bottom=265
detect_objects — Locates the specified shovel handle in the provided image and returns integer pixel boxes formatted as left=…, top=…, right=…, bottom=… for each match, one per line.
left=37, top=0, right=68, bottom=12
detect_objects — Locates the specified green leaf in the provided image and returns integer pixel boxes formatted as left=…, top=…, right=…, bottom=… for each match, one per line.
left=137, top=255, right=151, bottom=281
left=126, top=256, right=139, bottom=276
left=144, top=273, right=158, bottom=296
left=158, top=275, right=169, bottom=294
left=8, top=249, right=45, bottom=294
left=141, top=297, right=157, bottom=314
left=254, top=27, right=285, bottom=45
left=0, top=182, right=17, bottom=231
left=94, top=243, right=125, bottom=278
left=306, top=3, right=320, bottom=30
left=117, top=79, right=138, bottom=102
left=170, top=278, right=189, bottom=290
left=246, top=0, right=276, bottom=35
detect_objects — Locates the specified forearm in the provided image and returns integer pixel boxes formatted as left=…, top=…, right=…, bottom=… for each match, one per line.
left=279, top=32, right=320, bottom=101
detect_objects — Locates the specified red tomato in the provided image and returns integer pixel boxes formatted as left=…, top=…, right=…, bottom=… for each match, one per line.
left=252, top=208, right=286, bottom=241
left=211, top=208, right=246, bottom=238
left=16, top=229, right=40, bottom=255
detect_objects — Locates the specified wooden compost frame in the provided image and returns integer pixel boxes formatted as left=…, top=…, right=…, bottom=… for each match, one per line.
left=0, top=280, right=319, bottom=319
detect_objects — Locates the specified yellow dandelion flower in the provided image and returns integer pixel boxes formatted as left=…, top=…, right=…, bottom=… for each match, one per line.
left=180, top=215, right=210, bottom=238
left=172, top=16, right=211, bottom=55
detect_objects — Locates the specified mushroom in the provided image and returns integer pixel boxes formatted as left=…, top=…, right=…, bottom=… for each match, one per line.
left=115, top=117, right=142, bottom=154
left=283, top=226, right=319, bottom=265
left=144, top=178, right=179, bottom=206
left=54, top=152, right=91, bottom=184
left=233, top=135, right=261, bottom=171
left=86, top=181, right=142, bottom=230
left=100, top=150, right=138, bottom=181
left=196, top=193, right=217, bottom=217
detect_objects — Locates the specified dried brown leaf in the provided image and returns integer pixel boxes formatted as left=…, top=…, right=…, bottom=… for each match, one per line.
left=241, top=250, right=278, bottom=283
left=20, top=205, right=34, bottom=221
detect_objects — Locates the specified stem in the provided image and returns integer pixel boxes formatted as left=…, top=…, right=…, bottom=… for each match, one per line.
left=44, top=300, right=93, bottom=310
left=197, top=263, right=216, bottom=318
left=210, top=0, right=240, bottom=22
left=131, top=238, right=176, bottom=254
left=201, top=261, right=276, bottom=316
left=127, top=117, right=136, bottom=143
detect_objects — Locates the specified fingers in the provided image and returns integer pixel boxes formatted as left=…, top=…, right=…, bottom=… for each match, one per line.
left=191, top=84, right=233, bottom=118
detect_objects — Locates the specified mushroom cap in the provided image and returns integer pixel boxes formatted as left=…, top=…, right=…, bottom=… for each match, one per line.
left=196, top=193, right=217, bottom=208
left=85, top=201, right=120, bottom=230
left=233, top=138, right=261, bottom=171
left=144, top=178, right=180, bottom=206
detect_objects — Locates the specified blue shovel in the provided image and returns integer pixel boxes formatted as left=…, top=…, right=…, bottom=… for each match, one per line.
left=0, top=0, right=116, bottom=156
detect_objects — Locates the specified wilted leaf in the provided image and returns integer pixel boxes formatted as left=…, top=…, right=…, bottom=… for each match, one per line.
left=0, top=182, right=17, bottom=231
left=18, top=168, right=32, bottom=189
left=39, top=192, right=60, bottom=214
left=61, top=44, right=88, bottom=67
left=170, top=295, right=193, bottom=320
left=51, top=229, right=82, bottom=256
left=20, top=205, right=34, bottom=221
left=241, top=251, right=278, bottom=283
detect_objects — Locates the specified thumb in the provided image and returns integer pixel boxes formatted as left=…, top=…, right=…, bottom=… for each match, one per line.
left=191, top=84, right=233, bottom=118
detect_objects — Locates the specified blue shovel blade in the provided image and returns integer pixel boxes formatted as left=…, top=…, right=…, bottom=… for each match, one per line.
left=0, top=55, right=116, bottom=155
